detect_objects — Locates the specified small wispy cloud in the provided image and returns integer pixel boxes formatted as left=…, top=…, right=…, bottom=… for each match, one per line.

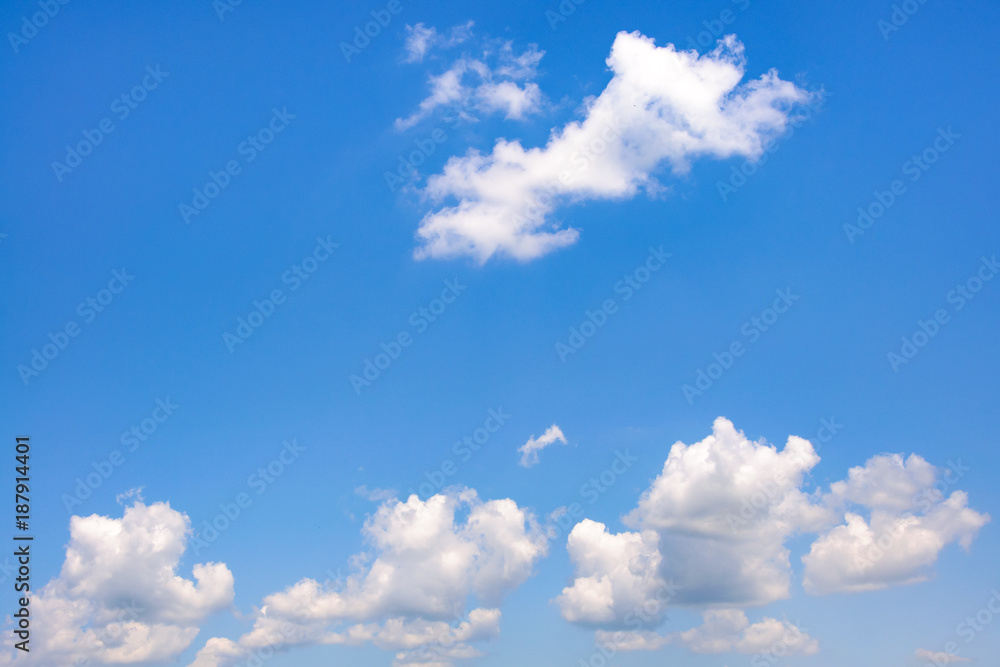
left=115, top=487, right=144, bottom=505
left=518, top=424, right=567, bottom=467
left=354, top=485, right=398, bottom=502
left=914, top=649, right=971, bottom=663
left=403, top=20, right=474, bottom=63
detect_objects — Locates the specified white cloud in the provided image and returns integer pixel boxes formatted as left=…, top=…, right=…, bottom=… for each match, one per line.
left=594, top=610, right=817, bottom=655
left=915, top=648, right=971, bottom=663
left=189, top=490, right=547, bottom=667
left=477, top=81, right=542, bottom=120
left=828, top=452, right=937, bottom=512
left=115, top=486, right=145, bottom=505
left=557, top=417, right=988, bottom=648
left=673, top=609, right=818, bottom=655
left=594, top=628, right=671, bottom=651
left=395, top=37, right=544, bottom=131
left=554, top=519, right=665, bottom=625
left=616, top=417, right=829, bottom=609
left=517, top=424, right=567, bottom=467
left=802, top=454, right=990, bottom=595
left=0, top=502, right=233, bottom=665
left=414, top=31, right=813, bottom=263
left=355, top=484, right=399, bottom=502
left=403, top=21, right=474, bottom=63
left=397, top=60, right=472, bottom=131
left=404, top=23, right=438, bottom=63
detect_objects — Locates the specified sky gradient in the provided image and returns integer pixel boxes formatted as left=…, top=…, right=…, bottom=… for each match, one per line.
left=1, top=0, right=999, bottom=665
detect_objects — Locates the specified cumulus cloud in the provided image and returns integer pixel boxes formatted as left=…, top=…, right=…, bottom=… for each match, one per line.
left=557, top=418, right=988, bottom=647
left=0, top=502, right=233, bottom=665
left=615, top=417, right=829, bottom=609
left=554, top=519, right=666, bottom=626
left=517, top=424, right=568, bottom=467
left=802, top=454, right=990, bottom=595
left=395, top=36, right=544, bottom=131
left=413, top=31, right=813, bottom=263
left=189, top=489, right=547, bottom=667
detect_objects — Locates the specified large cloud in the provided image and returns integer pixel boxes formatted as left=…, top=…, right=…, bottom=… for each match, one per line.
left=802, top=454, right=990, bottom=595
left=413, top=31, right=813, bottom=262
left=189, top=489, right=548, bottom=667
left=616, top=417, right=830, bottom=609
left=556, top=418, right=989, bottom=656
left=0, top=502, right=233, bottom=665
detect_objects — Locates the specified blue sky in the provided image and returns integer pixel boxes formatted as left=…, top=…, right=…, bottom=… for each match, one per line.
left=2, top=0, right=999, bottom=665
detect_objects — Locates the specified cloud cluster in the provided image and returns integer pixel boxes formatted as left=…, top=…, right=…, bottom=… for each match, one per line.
left=189, top=489, right=548, bottom=667
left=396, top=28, right=544, bottom=131
left=517, top=423, right=567, bottom=467
left=413, top=31, right=814, bottom=263
left=0, top=502, right=232, bottom=665
left=802, top=454, right=989, bottom=595
left=557, top=418, right=989, bottom=651
left=5, top=421, right=987, bottom=666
